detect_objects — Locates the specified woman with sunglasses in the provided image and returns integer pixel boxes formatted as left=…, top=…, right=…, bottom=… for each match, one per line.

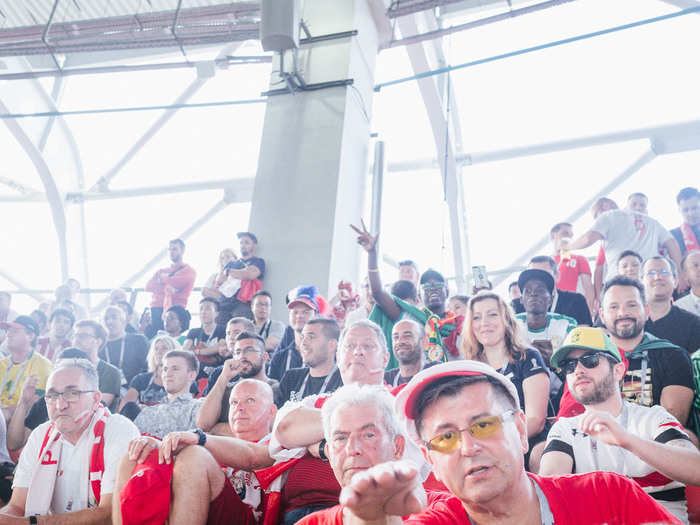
left=462, top=291, right=550, bottom=470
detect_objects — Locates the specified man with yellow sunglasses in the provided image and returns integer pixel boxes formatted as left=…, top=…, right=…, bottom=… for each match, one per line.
left=361, top=361, right=678, bottom=524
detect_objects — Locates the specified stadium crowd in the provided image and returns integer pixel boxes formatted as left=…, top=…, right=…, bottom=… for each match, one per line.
left=0, top=186, right=698, bottom=524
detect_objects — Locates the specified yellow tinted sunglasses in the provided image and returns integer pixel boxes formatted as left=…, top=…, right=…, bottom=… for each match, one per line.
left=425, top=410, right=515, bottom=454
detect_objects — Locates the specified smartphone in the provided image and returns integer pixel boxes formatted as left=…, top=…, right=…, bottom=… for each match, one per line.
left=472, top=265, right=489, bottom=289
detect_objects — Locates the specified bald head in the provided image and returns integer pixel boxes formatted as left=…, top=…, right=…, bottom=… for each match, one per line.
left=228, top=379, right=277, bottom=441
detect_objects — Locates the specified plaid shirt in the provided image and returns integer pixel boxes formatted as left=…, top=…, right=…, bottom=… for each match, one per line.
left=133, top=393, right=204, bottom=438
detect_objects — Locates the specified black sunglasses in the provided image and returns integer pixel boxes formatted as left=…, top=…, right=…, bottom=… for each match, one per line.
left=559, top=352, right=614, bottom=374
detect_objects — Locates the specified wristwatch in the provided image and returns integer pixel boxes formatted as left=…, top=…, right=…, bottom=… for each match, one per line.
left=192, top=428, right=207, bottom=447
left=318, top=438, right=328, bottom=461
left=28, top=517, right=38, bottom=524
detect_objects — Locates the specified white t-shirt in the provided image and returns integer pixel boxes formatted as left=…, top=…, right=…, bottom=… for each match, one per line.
left=13, top=413, right=140, bottom=514
left=675, top=291, right=700, bottom=317
left=516, top=312, right=577, bottom=350
left=591, top=210, right=673, bottom=281
left=544, top=402, right=690, bottom=523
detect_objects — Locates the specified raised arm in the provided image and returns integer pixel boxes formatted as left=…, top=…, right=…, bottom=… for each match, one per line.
left=350, top=221, right=402, bottom=321
left=569, top=230, right=603, bottom=251
left=196, top=361, right=239, bottom=432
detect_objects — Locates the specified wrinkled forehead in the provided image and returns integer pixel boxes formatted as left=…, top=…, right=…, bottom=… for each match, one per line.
left=330, top=402, right=382, bottom=433
left=230, top=381, right=268, bottom=403
left=47, top=366, right=86, bottom=391
left=343, top=325, right=379, bottom=346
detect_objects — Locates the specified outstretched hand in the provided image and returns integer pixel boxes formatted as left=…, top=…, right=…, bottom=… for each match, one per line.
left=340, top=461, right=426, bottom=522
left=350, top=219, right=378, bottom=253
left=578, top=408, right=630, bottom=448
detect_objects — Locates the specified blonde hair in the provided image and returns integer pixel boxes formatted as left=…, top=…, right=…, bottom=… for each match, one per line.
left=461, top=291, right=530, bottom=363
left=147, top=334, right=182, bottom=372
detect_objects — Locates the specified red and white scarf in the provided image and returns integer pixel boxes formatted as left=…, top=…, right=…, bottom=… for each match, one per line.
left=680, top=223, right=700, bottom=252
left=26, top=406, right=109, bottom=515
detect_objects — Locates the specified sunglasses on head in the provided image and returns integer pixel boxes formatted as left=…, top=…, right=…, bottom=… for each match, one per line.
left=559, top=352, right=613, bottom=374
left=425, top=410, right=515, bottom=454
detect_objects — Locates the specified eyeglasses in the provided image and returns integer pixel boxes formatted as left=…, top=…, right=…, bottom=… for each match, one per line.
left=45, top=389, right=95, bottom=403
left=558, top=352, right=613, bottom=375
left=232, top=347, right=262, bottom=357
left=425, top=410, right=515, bottom=454
left=421, top=283, right=444, bottom=292
left=645, top=269, right=672, bottom=278
left=73, top=332, right=96, bottom=341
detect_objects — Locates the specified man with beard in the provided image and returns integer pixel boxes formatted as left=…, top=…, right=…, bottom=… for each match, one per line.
left=145, top=239, right=196, bottom=333
left=643, top=256, right=700, bottom=355
left=384, top=319, right=432, bottom=387
left=279, top=318, right=343, bottom=403
left=557, top=276, right=694, bottom=427
left=515, top=269, right=577, bottom=365
left=351, top=221, right=462, bottom=364
left=198, top=330, right=282, bottom=436
left=540, top=326, right=700, bottom=523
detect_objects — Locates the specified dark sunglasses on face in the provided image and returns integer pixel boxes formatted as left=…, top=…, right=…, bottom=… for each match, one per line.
left=559, top=352, right=614, bottom=375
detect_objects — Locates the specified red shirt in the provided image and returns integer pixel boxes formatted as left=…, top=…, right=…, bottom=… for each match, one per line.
left=554, top=254, right=591, bottom=293
left=404, top=472, right=680, bottom=524
left=145, top=263, right=196, bottom=308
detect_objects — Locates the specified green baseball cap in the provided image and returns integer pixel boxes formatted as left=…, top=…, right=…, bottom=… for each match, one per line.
left=550, top=326, right=622, bottom=369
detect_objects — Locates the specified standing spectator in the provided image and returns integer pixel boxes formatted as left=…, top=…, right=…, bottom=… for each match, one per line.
left=99, top=305, right=148, bottom=388
left=163, top=304, right=191, bottom=344
left=183, top=298, right=226, bottom=378
left=515, top=269, right=578, bottom=357
left=201, top=248, right=240, bottom=324
left=52, top=282, right=87, bottom=321
left=590, top=197, right=619, bottom=308
left=676, top=251, right=700, bottom=316
left=268, top=287, right=318, bottom=381
left=627, top=192, right=649, bottom=214
left=329, top=281, right=361, bottom=328
left=220, top=232, right=266, bottom=322
left=569, top=202, right=682, bottom=284
left=617, top=249, right=644, bottom=281
left=133, top=350, right=204, bottom=438
left=550, top=222, right=594, bottom=308
left=398, top=259, right=420, bottom=286
left=462, top=291, right=550, bottom=470
left=0, top=292, right=18, bottom=349
left=279, top=318, right=343, bottom=403
left=35, top=308, right=74, bottom=362
left=252, top=291, right=285, bottom=352
left=671, top=187, right=700, bottom=256
left=109, top=288, right=140, bottom=333
left=0, top=316, right=51, bottom=422
left=145, top=238, right=196, bottom=333
left=643, top=256, right=700, bottom=354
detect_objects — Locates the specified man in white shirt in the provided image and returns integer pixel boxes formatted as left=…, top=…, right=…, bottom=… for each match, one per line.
left=676, top=251, right=700, bottom=317
left=3, top=360, right=139, bottom=522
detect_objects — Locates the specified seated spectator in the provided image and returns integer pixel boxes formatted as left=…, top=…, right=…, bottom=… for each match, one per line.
left=114, top=379, right=277, bottom=525
left=72, top=320, right=121, bottom=409
left=201, top=248, right=240, bottom=311
left=643, top=255, right=700, bottom=355
left=3, top=360, right=139, bottom=521
left=569, top=200, right=682, bottom=288
left=280, top=319, right=343, bottom=403
left=119, top=334, right=188, bottom=414
left=297, top=383, right=426, bottom=525
left=671, top=187, right=700, bottom=256
left=115, top=300, right=138, bottom=334
left=203, top=317, right=257, bottom=392
left=557, top=276, right=694, bottom=427
left=353, top=220, right=462, bottom=364
left=29, top=310, right=48, bottom=338
left=627, top=191, right=649, bottom=214
left=329, top=281, right=362, bottom=329
left=0, top=406, right=13, bottom=504
left=343, top=277, right=375, bottom=327
left=541, top=327, right=700, bottom=522
left=182, top=297, right=226, bottom=378
left=513, top=256, right=592, bottom=325
left=508, top=280, right=521, bottom=310
left=676, top=250, right=700, bottom=316
left=220, top=232, right=266, bottom=322
left=550, top=222, right=594, bottom=308
left=515, top=268, right=578, bottom=359
left=617, top=249, right=643, bottom=281
left=462, top=291, right=550, bottom=470
left=36, top=308, right=74, bottom=362
left=398, top=259, right=420, bottom=286
left=384, top=319, right=432, bottom=387
left=252, top=290, right=285, bottom=351
left=51, top=282, right=87, bottom=321
left=99, top=305, right=148, bottom=391
left=198, top=329, right=282, bottom=436
left=0, top=316, right=51, bottom=422
left=145, top=238, right=197, bottom=334
left=163, top=304, right=191, bottom=345
left=447, top=295, right=469, bottom=317
left=382, top=361, right=682, bottom=524
left=0, top=292, right=18, bottom=350
left=268, top=287, right=318, bottom=381
left=133, top=350, right=203, bottom=438
left=109, top=288, right=141, bottom=333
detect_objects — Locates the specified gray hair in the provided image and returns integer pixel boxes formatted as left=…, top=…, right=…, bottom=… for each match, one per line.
left=52, top=359, right=99, bottom=391
left=321, top=384, right=401, bottom=443
left=339, top=319, right=388, bottom=355
left=147, top=334, right=182, bottom=372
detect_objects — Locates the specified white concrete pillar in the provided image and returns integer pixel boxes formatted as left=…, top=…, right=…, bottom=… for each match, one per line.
left=249, top=0, right=389, bottom=318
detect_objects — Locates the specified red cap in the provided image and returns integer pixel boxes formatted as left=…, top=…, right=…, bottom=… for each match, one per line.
left=119, top=449, right=173, bottom=525
left=395, top=360, right=520, bottom=442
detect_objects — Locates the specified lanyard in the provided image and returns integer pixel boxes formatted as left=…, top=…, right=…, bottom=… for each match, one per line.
left=259, top=320, right=271, bottom=339
left=293, top=367, right=337, bottom=401
left=466, top=478, right=554, bottom=525
left=0, top=351, right=34, bottom=401
left=107, top=338, right=126, bottom=369
left=590, top=402, right=630, bottom=474
left=284, top=347, right=294, bottom=375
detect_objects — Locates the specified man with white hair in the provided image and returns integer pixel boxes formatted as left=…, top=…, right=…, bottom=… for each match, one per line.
left=297, top=384, right=426, bottom=524
left=2, top=359, right=139, bottom=522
